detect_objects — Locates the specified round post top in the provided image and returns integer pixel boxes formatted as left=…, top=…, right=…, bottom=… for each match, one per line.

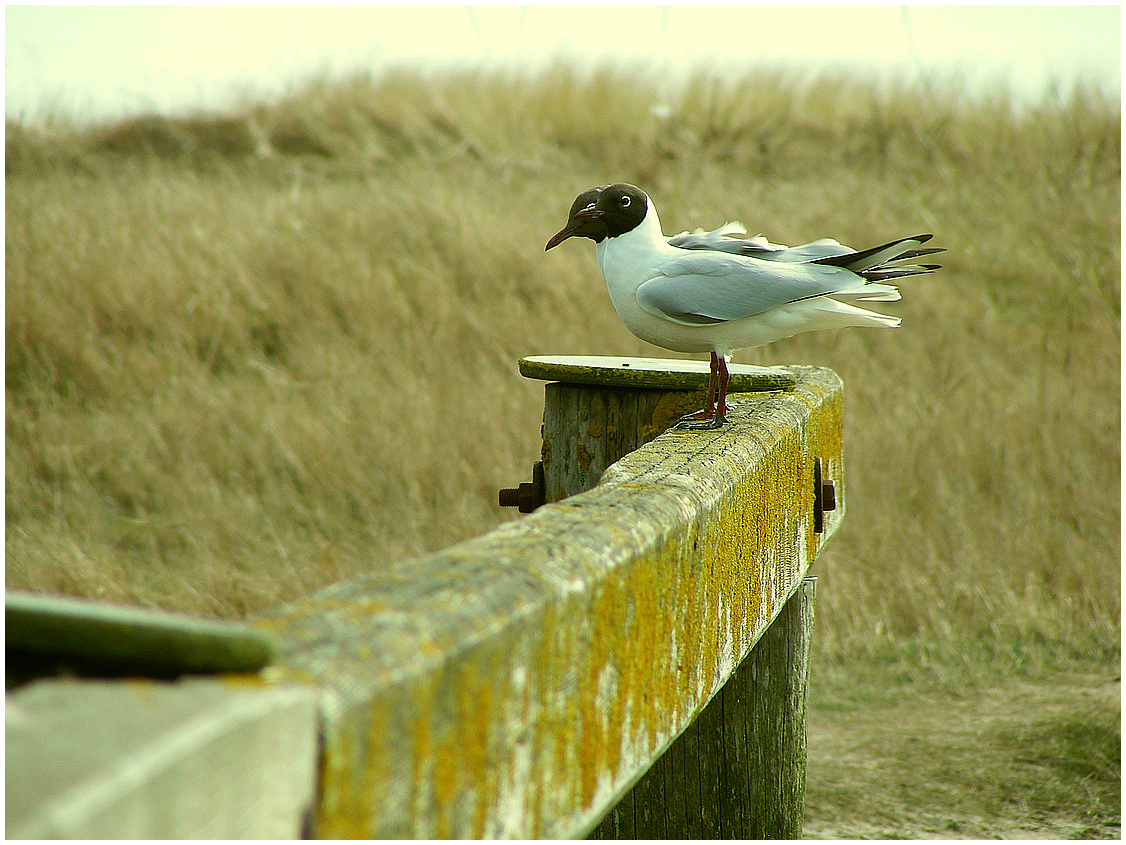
left=518, top=355, right=798, bottom=391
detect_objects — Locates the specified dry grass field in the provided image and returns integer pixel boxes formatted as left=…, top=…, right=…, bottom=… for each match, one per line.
left=6, top=66, right=1119, bottom=835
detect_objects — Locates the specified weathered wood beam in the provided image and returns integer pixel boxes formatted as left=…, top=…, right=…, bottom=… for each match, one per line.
left=256, top=365, right=844, bottom=839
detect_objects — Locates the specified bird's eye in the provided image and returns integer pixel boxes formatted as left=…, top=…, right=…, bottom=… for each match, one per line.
left=620, top=195, right=631, bottom=207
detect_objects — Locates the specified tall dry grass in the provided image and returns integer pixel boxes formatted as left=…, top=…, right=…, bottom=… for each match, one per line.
left=6, top=66, right=1119, bottom=674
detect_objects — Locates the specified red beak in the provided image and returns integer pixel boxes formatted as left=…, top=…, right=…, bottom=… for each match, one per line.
left=545, top=225, right=576, bottom=250
left=545, top=205, right=599, bottom=251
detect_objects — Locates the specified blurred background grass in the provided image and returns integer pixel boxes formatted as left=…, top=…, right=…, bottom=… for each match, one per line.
left=6, top=67, right=1119, bottom=682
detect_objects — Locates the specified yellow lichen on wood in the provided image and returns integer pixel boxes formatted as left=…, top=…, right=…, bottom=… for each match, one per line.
left=256, top=366, right=844, bottom=838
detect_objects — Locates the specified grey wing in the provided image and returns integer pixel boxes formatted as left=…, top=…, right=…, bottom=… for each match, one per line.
left=635, top=252, right=854, bottom=326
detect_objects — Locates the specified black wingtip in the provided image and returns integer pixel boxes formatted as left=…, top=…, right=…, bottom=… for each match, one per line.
left=812, top=234, right=938, bottom=269
left=898, top=247, right=946, bottom=261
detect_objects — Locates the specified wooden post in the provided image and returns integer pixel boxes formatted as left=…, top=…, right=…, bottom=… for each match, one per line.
left=587, top=576, right=816, bottom=839
left=515, top=357, right=823, bottom=840
left=726, top=574, right=817, bottom=838
left=540, top=382, right=692, bottom=500
left=520, top=355, right=798, bottom=501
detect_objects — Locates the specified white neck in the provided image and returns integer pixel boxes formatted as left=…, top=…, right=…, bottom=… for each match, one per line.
left=595, top=202, right=676, bottom=282
left=626, top=200, right=668, bottom=247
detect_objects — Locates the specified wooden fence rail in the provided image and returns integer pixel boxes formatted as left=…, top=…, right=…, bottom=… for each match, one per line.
left=7, top=360, right=844, bottom=839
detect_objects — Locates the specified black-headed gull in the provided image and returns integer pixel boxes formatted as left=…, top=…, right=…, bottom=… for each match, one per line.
left=545, top=183, right=941, bottom=428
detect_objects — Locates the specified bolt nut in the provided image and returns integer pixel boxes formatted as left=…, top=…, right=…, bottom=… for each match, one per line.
left=821, top=479, right=836, bottom=513
left=814, top=457, right=836, bottom=534
left=499, top=461, right=546, bottom=513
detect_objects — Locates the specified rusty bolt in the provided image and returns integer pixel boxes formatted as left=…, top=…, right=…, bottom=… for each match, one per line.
left=814, top=457, right=837, bottom=534
left=499, top=461, right=546, bottom=513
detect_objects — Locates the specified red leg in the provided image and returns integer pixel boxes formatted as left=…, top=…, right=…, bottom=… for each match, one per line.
left=715, top=355, right=730, bottom=422
left=680, top=352, right=729, bottom=429
left=681, top=352, right=719, bottom=421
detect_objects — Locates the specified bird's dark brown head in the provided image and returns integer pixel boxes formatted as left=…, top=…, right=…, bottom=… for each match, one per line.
left=545, top=183, right=648, bottom=250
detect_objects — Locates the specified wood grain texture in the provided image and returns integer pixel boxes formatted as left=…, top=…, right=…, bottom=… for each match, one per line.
left=587, top=577, right=816, bottom=839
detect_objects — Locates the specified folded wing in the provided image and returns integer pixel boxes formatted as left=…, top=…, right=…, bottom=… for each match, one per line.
left=636, top=254, right=877, bottom=325
left=636, top=234, right=939, bottom=327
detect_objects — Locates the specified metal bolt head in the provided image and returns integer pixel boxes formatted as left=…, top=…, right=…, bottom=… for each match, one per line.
left=814, top=457, right=836, bottom=534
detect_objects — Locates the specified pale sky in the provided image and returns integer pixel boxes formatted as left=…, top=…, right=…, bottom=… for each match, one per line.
left=5, top=5, right=1121, bottom=122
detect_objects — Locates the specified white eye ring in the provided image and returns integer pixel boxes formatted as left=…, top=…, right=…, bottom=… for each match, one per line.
left=620, top=195, right=631, bottom=207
